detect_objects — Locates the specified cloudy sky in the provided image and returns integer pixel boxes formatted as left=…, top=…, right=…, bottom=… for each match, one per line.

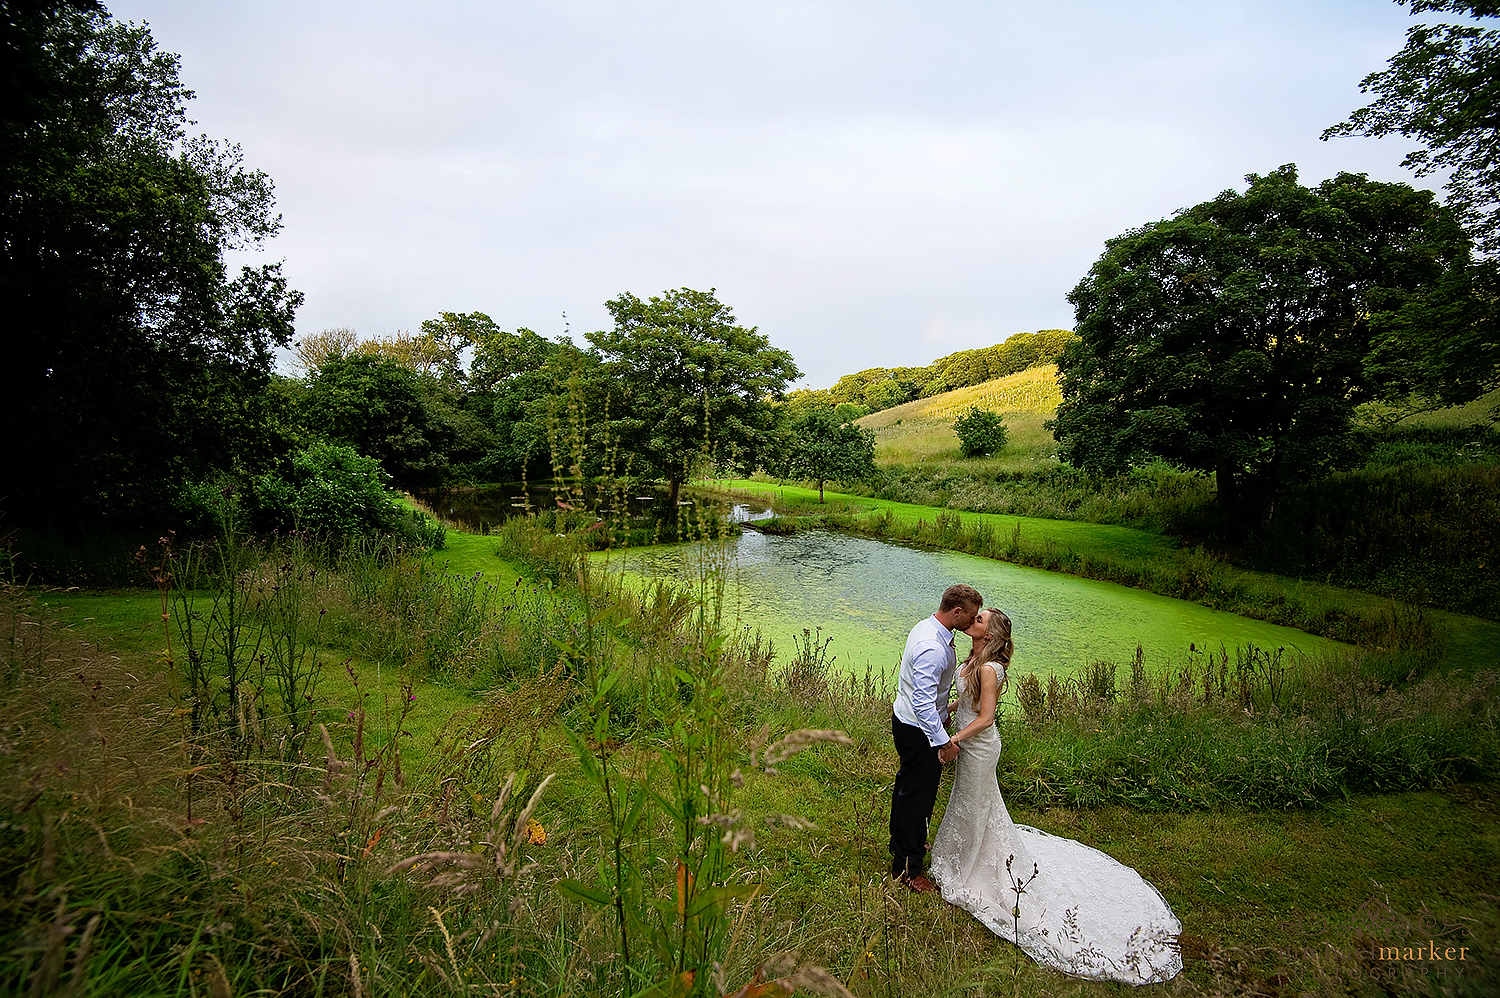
left=109, top=0, right=1440, bottom=387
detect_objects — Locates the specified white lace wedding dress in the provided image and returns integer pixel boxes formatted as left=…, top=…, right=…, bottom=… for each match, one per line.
left=929, top=674, right=1183, bottom=985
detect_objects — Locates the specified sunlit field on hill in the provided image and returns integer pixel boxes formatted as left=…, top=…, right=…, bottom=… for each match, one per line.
left=858, top=365, right=1063, bottom=469
left=1388, top=385, right=1500, bottom=427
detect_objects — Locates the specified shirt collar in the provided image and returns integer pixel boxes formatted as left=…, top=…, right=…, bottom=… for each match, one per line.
left=931, top=614, right=954, bottom=642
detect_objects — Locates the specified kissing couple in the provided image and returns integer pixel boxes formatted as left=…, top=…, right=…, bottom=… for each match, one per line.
left=889, top=583, right=1182, bottom=985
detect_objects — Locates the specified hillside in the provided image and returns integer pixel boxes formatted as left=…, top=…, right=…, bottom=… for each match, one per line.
left=857, top=364, right=1063, bottom=466
left=854, top=365, right=1499, bottom=468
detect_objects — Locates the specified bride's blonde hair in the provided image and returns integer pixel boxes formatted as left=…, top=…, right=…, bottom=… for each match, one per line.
left=961, top=609, right=1012, bottom=711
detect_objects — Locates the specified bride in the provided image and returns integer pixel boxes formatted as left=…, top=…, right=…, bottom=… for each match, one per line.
left=928, top=609, right=1183, bottom=985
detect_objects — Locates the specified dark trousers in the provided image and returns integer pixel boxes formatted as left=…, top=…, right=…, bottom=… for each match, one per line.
left=889, top=714, right=942, bottom=878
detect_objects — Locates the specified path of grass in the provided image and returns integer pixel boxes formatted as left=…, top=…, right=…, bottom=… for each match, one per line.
left=430, top=527, right=527, bottom=583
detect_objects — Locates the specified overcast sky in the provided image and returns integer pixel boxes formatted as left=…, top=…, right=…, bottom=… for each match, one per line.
left=109, top=0, right=1439, bottom=387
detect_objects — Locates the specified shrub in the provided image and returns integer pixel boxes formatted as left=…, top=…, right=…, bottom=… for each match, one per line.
left=954, top=405, right=1008, bottom=456
left=248, top=442, right=444, bottom=548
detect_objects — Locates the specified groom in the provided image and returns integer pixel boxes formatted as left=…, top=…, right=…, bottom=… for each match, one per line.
left=889, top=583, right=982, bottom=891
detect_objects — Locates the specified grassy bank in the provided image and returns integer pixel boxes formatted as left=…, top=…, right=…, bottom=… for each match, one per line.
left=4, top=508, right=1498, bottom=996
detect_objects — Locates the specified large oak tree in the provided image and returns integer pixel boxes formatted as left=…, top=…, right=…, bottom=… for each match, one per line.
left=1052, top=165, right=1484, bottom=531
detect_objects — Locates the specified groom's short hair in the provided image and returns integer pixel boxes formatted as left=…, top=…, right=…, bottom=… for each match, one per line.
left=940, top=583, right=982, bottom=612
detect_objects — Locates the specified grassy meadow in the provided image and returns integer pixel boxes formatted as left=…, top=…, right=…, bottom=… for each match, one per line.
left=856, top=366, right=1064, bottom=472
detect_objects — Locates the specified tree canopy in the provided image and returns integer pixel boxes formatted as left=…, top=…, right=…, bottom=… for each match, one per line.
left=586, top=289, right=799, bottom=504
left=780, top=409, right=877, bottom=502
left=1324, top=0, right=1500, bottom=253
left=300, top=355, right=454, bottom=490
left=2, top=1, right=301, bottom=527
left=1053, top=165, right=1483, bottom=529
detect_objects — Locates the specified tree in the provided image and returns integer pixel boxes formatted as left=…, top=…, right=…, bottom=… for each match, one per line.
left=587, top=289, right=800, bottom=504
left=248, top=441, right=441, bottom=546
left=954, top=406, right=1008, bottom=457
left=783, top=409, right=877, bottom=502
left=462, top=318, right=562, bottom=482
left=301, top=355, right=452, bottom=490
left=1052, top=165, right=1480, bottom=530
left=1324, top=0, right=1500, bottom=252
left=2, top=2, right=302, bottom=527
left=293, top=326, right=359, bottom=374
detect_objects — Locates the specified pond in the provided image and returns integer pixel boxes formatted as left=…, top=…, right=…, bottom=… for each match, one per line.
left=594, top=513, right=1348, bottom=679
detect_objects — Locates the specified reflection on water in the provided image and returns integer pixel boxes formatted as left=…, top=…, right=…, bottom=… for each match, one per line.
left=596, top=516, right=1344, bottom=679
left=417, top=485, right=744, bottom=534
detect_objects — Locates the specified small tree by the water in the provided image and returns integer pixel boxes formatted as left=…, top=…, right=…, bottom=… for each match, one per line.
left=955, top=406, right=1008, bottom=457
left=782, top=408, right=877, bottom=502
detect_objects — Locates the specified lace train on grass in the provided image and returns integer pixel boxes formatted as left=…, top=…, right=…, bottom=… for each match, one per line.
left=929, top=681, right=1182, bottom=985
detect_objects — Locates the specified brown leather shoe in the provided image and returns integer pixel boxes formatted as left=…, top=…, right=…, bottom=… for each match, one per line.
left=901, top=874, right=938, bottom=894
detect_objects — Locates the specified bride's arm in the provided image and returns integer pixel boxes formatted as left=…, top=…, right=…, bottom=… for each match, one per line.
left=948, top=664, right=998, bottom=745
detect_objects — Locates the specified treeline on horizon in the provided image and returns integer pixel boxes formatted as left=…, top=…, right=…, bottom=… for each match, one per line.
left=786, top=328, right=1075, bottom=417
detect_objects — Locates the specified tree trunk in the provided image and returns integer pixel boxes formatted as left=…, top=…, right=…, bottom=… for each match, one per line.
left=1216, top=458, right=1278, bottom=540
left=1214, top=458, right=1245, bottom=540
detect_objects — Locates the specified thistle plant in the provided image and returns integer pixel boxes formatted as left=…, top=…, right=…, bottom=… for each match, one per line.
left=1005, top=852, right=1040, bottom=993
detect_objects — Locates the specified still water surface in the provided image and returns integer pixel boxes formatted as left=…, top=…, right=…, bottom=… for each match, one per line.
left=596, top=519, right=1345, bottom=678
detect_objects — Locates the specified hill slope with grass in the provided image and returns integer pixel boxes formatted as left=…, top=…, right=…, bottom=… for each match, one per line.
left=857, top=365, right=1063, bottom=469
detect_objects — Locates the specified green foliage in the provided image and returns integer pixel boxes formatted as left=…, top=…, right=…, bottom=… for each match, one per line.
left=249, top=442, right=445, bottom=547
left=289, top=314, right=565, bottom=487
left=1000, top=645, right=1500, bottom=811
left=1055, top=165, right=1480, bottom=531
left=1325, top=0, right=1500, bottom=253
left=2, top=3, right=302, bottom=530
left=463, top=321, right=562, bottom=482
left=1244, top=461, right=1500, bottom=617
left=1354, top=422, right=1500, bottom=466
left=586, top=289, right=800, bottom=503
left=954, top=405, right=1009, bottom=457
left=301, top=355, right=454, bottom=490
left=780, top=408, right=877, bottom=502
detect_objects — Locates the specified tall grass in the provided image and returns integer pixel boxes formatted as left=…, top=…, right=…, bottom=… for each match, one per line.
left=999, top=643, right=1500, bottom=811
left=6, top=528, right=1499, bottom=997
left=1245, top=463, right=1500, bottom=619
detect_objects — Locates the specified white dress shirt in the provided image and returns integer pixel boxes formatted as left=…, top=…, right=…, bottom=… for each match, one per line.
left=892, top=614, right=956, bottom=748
